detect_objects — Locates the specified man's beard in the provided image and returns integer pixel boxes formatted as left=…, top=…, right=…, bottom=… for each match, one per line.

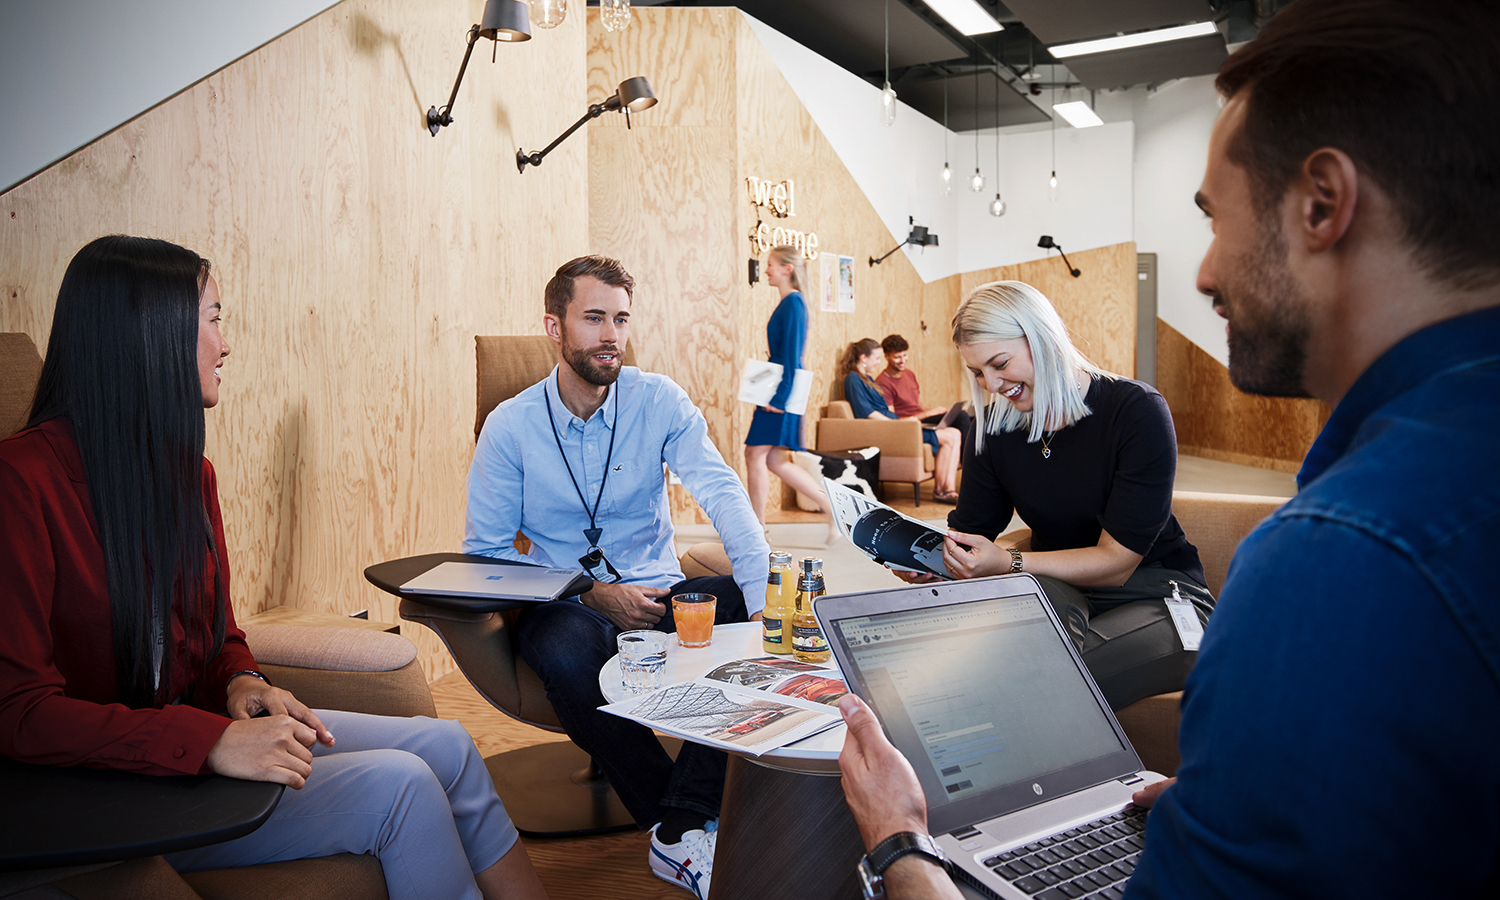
left=562, top=339, right=622, bottom=387
left=1221, top=219, right=1313, bottom=398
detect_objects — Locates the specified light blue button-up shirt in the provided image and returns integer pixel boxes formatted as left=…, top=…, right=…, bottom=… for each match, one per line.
left=463, top=365, right=771, bottom=613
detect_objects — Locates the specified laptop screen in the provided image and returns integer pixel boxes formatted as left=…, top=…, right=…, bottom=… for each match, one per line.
left=820, top=579, right=1138, bottom=834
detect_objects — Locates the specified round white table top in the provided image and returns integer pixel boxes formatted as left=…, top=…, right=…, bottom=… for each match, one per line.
left=599, top=622, right=847, bottom=770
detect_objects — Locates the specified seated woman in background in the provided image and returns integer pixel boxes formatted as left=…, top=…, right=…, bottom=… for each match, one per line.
left=840, top=338, right=962, bottom=503
left=933, top=280, right=1214, bottom=710
left=0, top=236, right=547, bottom=900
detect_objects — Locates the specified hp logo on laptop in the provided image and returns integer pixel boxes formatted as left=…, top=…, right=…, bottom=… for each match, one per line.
left=1032, top=784, right=1043, bottom=796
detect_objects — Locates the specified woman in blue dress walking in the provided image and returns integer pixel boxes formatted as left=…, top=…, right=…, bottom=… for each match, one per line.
left=744, top=245, right=832, bottom=536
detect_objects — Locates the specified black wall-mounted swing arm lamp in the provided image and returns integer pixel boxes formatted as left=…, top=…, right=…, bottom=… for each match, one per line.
left=517, top=76, right=658, bottom=173
left=870, top=217, right=939, bottom=266
left=427, top=0, right=532, bottom=136
left=1038, top=235, right=1081, bottom=278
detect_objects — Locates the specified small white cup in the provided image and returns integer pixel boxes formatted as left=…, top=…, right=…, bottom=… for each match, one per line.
left=618, top=630, right=669, bottom=694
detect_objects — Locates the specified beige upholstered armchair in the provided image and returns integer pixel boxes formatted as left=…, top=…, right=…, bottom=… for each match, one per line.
left=815, top=400, right=936, bottom=504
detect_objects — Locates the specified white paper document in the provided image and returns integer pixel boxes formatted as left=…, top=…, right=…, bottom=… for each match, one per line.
left=738, top=359, right=813, bottom=416
left=823, top=479, right=952, bottom=579
left=600, top=656, right=845, bottom=756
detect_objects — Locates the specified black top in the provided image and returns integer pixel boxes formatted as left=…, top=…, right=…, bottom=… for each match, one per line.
left=948, top=375, right=1204, bottom=586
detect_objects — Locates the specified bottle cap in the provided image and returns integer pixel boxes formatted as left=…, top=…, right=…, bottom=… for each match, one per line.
left=800, top=557, right=823, bottom=575
left=770, top=551, right=792, bottom=566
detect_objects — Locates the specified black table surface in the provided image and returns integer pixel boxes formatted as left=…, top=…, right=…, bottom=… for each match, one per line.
left=364, top=552, right=593, bottom=613
left=0, top=756, right=283, bottom=871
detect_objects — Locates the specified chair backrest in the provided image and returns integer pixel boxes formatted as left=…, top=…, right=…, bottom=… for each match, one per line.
left=0, top=333, right=44, bottom=438
left=474, top=335, right=637, bottom=441
left=822, top=400, right=854, bottom=420
left=1171, top=490, right=1288, bottom=595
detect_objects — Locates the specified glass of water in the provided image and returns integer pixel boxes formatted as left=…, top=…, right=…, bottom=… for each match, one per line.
left=617, top=630, right=668, bottom=694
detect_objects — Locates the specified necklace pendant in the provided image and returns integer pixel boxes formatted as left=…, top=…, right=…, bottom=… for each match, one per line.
left=1042, top=448, right=1051, bottom=459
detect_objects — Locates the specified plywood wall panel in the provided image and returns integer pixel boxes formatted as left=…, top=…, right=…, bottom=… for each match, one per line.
left=1, top=0, right=591, bottom=680
left=1156, top=318, right=1329, bottom=473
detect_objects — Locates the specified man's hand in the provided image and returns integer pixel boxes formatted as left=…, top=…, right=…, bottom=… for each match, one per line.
left=227, top=674, right=334, bottom=747
left=839, top=694, right=928, bottom=849
left=942, top=530, right=1009, bottom=580
left=582, top=581, right=671, bottom=630
left=205, top=715, right=319, bottom=788
left=1132, top=776, right=1175, bottom=809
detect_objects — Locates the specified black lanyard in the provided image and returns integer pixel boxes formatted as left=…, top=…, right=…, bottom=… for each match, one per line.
left=543, top=379, right=619, bottom=550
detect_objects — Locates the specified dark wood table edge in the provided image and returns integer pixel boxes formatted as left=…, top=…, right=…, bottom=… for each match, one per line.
left=363, top=552, right=592, bottom=613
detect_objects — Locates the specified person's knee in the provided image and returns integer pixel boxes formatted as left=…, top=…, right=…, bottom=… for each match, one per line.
left=518, top=606, right=610, bottom=685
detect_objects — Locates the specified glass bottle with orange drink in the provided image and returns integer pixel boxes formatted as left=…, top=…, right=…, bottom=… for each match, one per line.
left=791, top=557, right=830, bottom=662
left=761, top=551, right=795, bottom=654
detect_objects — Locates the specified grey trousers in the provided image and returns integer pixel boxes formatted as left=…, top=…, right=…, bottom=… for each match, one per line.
left=1036, top=565, right=1216, bottom=711
left=166, top=710, right=519, bottom=900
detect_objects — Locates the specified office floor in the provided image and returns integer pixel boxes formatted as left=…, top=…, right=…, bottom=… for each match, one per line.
left=429, top=454, right=1297, bottom=898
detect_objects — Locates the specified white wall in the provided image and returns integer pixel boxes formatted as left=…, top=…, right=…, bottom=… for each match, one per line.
left=1132, top=75, right=1227, bottom=364
left=0, top=0, right=341, bottom=193
left=743, top=13, right=1134, bottom=285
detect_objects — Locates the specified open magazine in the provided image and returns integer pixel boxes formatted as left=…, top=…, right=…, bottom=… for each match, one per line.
left=823, top=478, right=952, bottom=579
left=600, top=656, right=847, bottom=756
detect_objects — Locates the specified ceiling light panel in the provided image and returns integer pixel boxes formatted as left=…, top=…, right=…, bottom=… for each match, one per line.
left=1053, top=101, right=1103, bottom=128
left=925, top=0, right=1004, bottom=36
left=1049, top=21, right=1218, bottom=58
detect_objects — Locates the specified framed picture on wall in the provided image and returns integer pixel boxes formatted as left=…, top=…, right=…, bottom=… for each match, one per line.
left=819, top=251, right=839, bottom=313
left=838, top=255, right=855, bottom=312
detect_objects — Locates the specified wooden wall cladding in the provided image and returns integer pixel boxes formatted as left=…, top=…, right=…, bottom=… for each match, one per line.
left=1156, top=318, right=1329, bottom=473
left=0, top=0, right=592, bottom=680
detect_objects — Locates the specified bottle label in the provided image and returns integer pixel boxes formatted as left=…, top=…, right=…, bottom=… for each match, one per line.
left=762, top=616, right=783, bottom=645
left=792, top=623, right=829, bottom=653
left=767, top=571, right=782, bottom=586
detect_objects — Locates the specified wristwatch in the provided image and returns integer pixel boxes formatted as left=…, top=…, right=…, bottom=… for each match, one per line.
left=1008, top=547, right=1024, bottom=573
left=857, top=831, right=950, bottom=899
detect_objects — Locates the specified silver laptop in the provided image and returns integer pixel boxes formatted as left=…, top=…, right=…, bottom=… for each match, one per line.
left=816, top=574, right=1167, bottom=900
left=398, top=561, right=588, bottom=604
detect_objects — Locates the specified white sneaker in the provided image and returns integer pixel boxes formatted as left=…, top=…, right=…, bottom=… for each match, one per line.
left=649, top=820, right=718, bottom=899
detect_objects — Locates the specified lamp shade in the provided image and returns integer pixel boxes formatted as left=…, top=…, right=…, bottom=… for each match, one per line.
left=616, top=76, right=658, bottom=112
left=480, top=0, right=532, bottom=41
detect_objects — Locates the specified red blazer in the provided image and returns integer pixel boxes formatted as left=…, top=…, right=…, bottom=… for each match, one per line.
left=0, top=419, right=257, bottom=775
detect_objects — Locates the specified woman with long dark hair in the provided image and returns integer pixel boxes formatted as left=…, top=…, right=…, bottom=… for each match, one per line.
left=0, top=236, right=546, bottom=900
left=839, top=338, right=962, bottom=502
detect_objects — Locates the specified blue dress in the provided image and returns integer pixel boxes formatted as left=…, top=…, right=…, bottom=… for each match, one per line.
left=745, top=292, right=807, bottom=449
left=844, top=372, right=941, bottom=455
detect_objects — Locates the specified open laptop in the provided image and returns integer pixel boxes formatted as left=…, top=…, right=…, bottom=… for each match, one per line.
left=816, top=574, right=1167, bottom=900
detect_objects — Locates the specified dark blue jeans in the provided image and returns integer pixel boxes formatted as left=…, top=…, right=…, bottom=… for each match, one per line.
left=516, top=575, right=747, bottom=827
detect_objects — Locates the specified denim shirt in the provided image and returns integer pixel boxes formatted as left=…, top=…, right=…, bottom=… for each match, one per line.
left=1128, top=306, right=1500, bottom=899
left=463, top=366, right=770, bottom=613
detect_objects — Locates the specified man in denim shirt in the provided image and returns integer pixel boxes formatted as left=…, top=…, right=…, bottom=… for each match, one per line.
left=833, top=1, right=1500, bottom=898
left=465, top=256, right=769, bottom=899
left=1126, top=0, right=1500, bottom=896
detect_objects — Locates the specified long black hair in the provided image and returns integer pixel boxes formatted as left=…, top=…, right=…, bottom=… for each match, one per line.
left=28, top=235, right=226, bottom=708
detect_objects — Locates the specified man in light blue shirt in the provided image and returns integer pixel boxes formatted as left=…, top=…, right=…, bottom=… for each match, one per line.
left=464, top=255, right=769, bottom=900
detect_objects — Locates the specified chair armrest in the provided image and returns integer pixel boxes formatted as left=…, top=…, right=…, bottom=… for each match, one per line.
left=243, top=624, right=436, bottom=719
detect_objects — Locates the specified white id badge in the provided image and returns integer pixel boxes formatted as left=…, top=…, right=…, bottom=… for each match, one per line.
left=1164, top=581, right=1204, bottom=651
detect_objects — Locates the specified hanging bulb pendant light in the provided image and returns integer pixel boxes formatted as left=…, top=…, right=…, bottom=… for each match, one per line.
left=880, top=0, right=896, bottom=126
left=600, top=0, right=631, bottom=31
left=941, top=77, right=952, bottom=193
left=970, top=67, right=984, bottom=192
left=991, top=75, right=1006, bottom=217
left=1048, top=82, right=1059, bottom=200
left=530, top=0, right=566, bottom=28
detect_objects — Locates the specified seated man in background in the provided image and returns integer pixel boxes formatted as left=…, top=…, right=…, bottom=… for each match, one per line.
left=837, top=0, right=1500, bottom=897
left=464, top=255, right=770, bottom=900
left=875, top=333, right=972, bottom=439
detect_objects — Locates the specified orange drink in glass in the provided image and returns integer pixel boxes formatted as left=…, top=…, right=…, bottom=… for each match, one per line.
left=672, top=593, right=717, bottom=648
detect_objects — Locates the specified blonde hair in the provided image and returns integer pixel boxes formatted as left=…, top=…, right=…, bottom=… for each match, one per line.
left=768, top=245, right=807, bottom=293
left=951, top=281, right=1109, bottom=450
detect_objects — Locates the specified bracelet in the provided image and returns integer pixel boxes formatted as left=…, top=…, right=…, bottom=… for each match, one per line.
left=1008, top=547, right=1024, bottom=573
left=230, top=669, right=268, bottom=685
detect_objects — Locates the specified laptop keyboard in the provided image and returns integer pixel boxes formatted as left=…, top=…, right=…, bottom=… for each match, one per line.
left=980, top=806, right=1148, bottom=900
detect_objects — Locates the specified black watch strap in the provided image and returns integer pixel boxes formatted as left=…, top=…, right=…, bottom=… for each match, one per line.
left=859, top=832, right=949, bottom=899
